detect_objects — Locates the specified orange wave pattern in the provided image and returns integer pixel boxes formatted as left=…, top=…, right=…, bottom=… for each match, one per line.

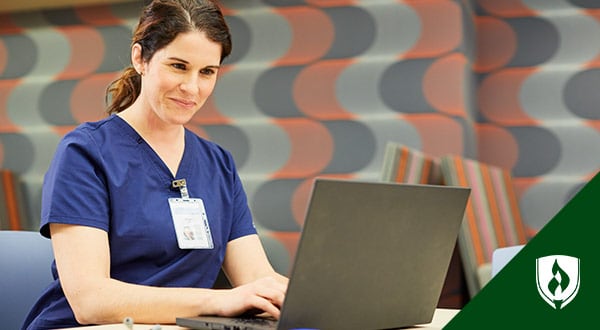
left=0, top=1, right=599, bottom=304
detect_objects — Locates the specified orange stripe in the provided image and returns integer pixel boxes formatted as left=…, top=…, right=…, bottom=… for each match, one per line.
left=481, top=166, right=506, bottom=247
left=267, top=231, right=301, bottom=273
left=525, top=225, right=537, bottom=240
left=2, top=170, right=22, bottom=230
left=503, top=171, right=527, bottom=243
left=394, top=147, right=410, bottom=183
left=420, top=158, right=432, bottom=184
left=453, top=157, right=485, bottom=266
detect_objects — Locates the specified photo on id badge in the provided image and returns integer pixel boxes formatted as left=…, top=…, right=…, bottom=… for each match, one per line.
left=169, top=197, right=214, bottom=249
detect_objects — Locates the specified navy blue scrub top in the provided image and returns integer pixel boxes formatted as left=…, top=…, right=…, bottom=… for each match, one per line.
left=23, top=115, right=257, bottom=329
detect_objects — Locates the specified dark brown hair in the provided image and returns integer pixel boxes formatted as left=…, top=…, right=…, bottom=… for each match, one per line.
left=105, top=0, right=232, bottom=114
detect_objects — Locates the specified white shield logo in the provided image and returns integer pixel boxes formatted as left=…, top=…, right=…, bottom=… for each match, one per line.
left=536, top=255, right=580, bottom=309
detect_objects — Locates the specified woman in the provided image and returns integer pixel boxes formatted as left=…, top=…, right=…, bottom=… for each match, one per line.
left=22, top=0, right=287, bottom=328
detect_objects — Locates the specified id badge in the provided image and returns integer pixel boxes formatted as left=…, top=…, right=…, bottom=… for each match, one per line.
left=168, top=198, right=214, bottom=249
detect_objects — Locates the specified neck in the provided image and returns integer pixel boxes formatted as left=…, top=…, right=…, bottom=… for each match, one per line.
left=118, top=101, right=184, bottom=144
left=118, top=102, right=186, bottom=177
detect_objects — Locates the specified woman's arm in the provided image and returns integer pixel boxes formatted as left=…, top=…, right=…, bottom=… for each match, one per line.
left=221, top=235, right=289, bottom=313
left=50, top=224, right=287, bottom=325
left=222, top=234, right=288, bottom=286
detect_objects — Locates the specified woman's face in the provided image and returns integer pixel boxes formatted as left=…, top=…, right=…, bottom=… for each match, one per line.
left=133, top=30, right=222, bottom=126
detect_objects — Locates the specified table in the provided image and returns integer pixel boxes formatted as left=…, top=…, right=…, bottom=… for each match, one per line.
left=62, top=308, right=459, bottom=329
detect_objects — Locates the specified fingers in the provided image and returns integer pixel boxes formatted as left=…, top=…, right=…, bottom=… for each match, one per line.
left=246, top=295, right=281, bottom=319
left=254, top=277, right=287, bottom=308
left=229, top=276, right=288, bottom=319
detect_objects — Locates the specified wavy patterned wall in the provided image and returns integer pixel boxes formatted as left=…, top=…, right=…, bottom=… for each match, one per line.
left=2, top=0, right=597, bottom=309
left=4, top=0, right=598, bottom=306
left=0, top=3, right=142, bottom=230
left=474, top=0, right=600, bottom=236
left=0, top=0, right=477, bottom=275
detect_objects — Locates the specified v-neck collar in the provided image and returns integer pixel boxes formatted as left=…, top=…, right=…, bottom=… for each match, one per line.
left=112, top=115, right=192, bottom=181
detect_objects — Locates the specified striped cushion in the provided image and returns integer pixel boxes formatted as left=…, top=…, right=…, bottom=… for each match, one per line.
left=440, top=155, right=527, bottom=296
left=381, top=143, right=471, bottom=308
left=380, top=142, right=443, bottom=185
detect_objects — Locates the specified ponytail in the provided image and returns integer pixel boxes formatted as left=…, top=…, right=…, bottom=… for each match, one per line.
left=105, top=67, right=141, bottom=114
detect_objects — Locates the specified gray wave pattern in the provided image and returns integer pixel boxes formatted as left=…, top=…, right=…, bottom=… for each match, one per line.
left=4, top=1, right=596, bottom=269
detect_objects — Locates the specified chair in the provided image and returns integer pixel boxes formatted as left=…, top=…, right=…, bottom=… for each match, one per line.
left=440, top=155, right=528, bottom=297
left=380, top=143, right=469, bottom=308
left=0, top=230, right=55, bottom=330
left=0, top=169, right=29, bottom=230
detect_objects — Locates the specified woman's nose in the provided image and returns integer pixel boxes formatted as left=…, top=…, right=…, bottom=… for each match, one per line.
left=180, top=74, right=199, bottom=93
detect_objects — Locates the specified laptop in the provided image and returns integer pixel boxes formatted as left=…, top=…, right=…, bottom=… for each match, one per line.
left=177, top=178, right=470, bottom=330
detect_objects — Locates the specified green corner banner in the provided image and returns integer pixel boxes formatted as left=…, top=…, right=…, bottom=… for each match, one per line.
left=444, top=171, right=600, bottom=329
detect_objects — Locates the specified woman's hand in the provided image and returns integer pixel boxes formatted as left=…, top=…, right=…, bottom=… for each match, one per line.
left=212, top=276, right=287, bottom=319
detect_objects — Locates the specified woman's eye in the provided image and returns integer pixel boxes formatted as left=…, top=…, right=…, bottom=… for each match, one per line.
left=172, top=63, right=186, bottom=70
left=200, top=68, right=216, bottom=75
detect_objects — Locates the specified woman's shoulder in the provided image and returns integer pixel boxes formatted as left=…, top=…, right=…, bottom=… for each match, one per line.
left=62, top=115, right=131, bottom=144
left=185, top=129, right=229, bottom=154
left=185, top=129, right=237, bottom=165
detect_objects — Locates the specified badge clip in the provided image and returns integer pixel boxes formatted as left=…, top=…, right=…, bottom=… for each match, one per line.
left=171, top=178, right=189, bottom=199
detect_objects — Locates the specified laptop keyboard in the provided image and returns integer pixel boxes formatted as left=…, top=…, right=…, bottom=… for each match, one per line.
left=227, top=316, right=277, bottom=329
left=187, top=316, right=277, bottom=330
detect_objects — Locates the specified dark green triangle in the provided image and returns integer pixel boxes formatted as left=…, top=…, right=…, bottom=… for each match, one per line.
left=444, top=170, right=600, bottom=329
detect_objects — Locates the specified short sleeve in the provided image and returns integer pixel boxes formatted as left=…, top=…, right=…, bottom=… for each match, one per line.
left=40, top=128, right=110, bottom=238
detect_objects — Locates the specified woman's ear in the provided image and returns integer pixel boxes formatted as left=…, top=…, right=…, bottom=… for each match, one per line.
left=131, top=43, right=145, bottom=75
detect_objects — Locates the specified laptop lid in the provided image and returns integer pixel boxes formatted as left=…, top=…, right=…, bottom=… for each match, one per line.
left=177, top=178, right=470, bottom=330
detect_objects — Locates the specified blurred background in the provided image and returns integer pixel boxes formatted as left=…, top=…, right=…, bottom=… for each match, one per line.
left=1, top=0, right=599, bottom=307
